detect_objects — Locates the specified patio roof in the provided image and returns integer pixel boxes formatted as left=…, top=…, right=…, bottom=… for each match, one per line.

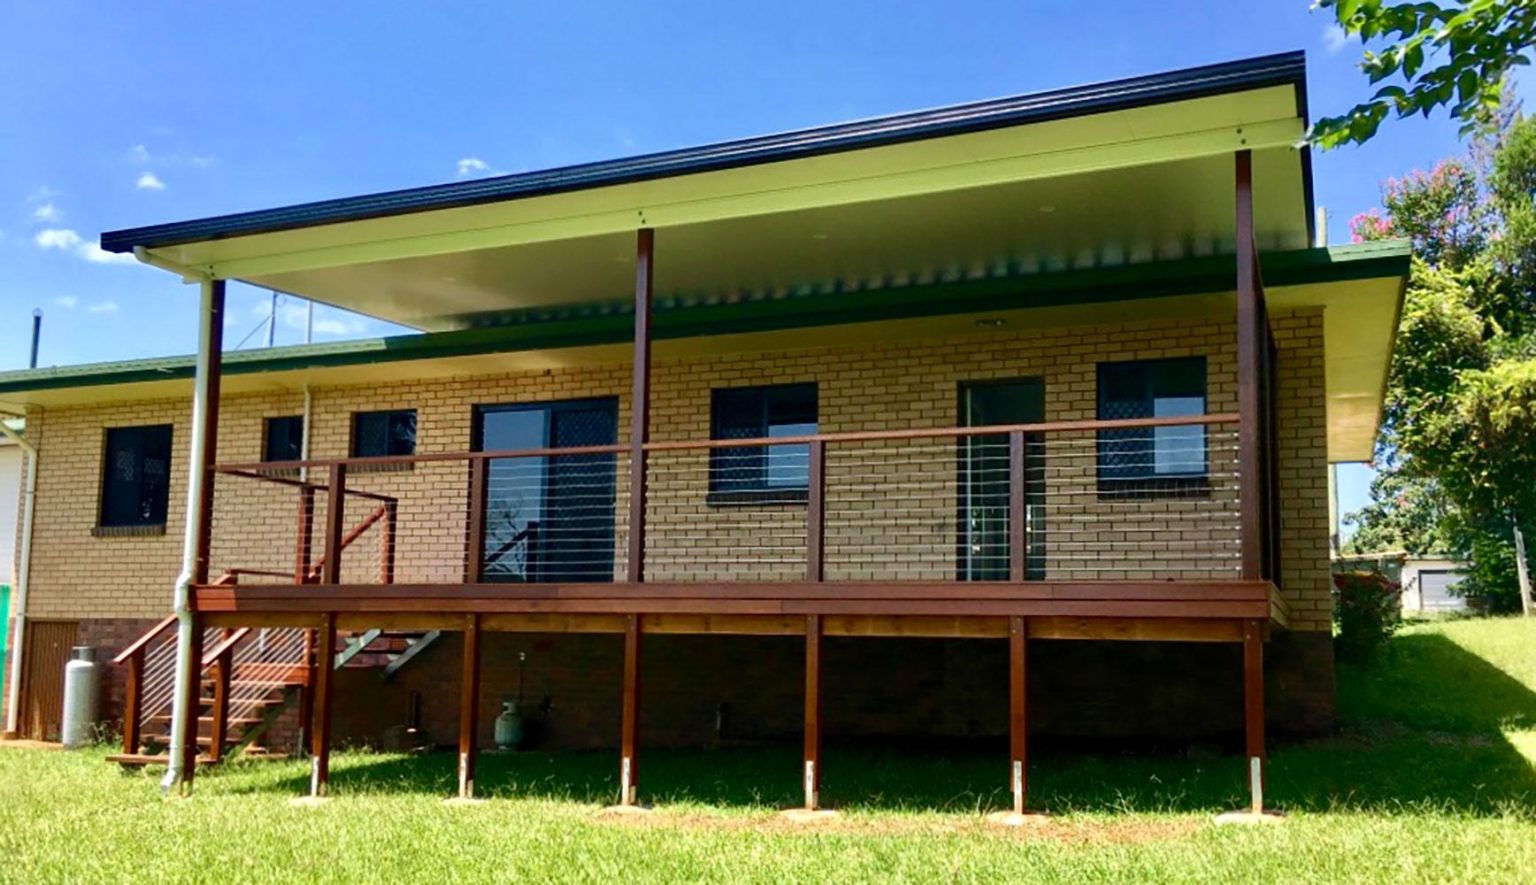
left=100, top=52, right=1316, bottom=332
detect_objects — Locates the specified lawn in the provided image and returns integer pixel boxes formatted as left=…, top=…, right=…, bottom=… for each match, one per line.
left=1, top=618, right=1533, bottom=883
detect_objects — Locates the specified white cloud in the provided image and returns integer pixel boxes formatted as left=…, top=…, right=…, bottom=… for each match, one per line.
left=277, top=301, right=366, bottom=338
left=55, top=295, right=78, bottom=309
left=34, top=228, right=81, bottom=250
left=79, top=243, right=137, bottom=264
left=32, top=202, right=61, bottom=223
left=457, top=157, right=489, bottom=177
left=1323, top=23, right=1349, bottom=54
left=136, top=172, right=166, bottom=191
left=87, top=300, right=120, bottom=314
left=130, top=144, right=151, bottom=164
left=190, top=155, right=216, bottom=168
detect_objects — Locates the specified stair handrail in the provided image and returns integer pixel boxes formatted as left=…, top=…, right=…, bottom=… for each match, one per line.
left=112, top=614, right=176, bottom=666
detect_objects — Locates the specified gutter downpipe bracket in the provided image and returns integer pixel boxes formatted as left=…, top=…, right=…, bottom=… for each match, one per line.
left=135, top=246, right=219, bottom=796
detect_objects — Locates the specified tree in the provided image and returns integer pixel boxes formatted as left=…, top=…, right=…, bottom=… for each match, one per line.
left=1345, top=123, right=1536, bottom=614
left=1313, top=0, right=1536, bottom=148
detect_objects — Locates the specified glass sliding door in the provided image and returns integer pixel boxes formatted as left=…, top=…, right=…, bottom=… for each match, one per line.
left=959, top=379, right=1046, bottom=581
left=473, top=397, right=618, bottom=583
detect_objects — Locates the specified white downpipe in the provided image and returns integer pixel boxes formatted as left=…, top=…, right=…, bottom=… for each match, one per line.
left=0, top=418, right=37, bottom=737
left=161, top=276, right=219, bottom=794
left=300, top=385, right=313, bottom=484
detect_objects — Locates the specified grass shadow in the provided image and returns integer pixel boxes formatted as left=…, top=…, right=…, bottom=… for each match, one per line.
left=214, top=628, right=1536, bottom=817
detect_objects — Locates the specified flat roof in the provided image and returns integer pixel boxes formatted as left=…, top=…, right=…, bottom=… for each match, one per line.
left=102, top=52, right=1309, bottom=254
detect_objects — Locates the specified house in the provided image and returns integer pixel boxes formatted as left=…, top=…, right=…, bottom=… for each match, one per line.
left=0, top=51, right=1409, bottom=816
left=0, top=421, right=22, bottom=689
left=1400, top=557, right=1469, bottom=614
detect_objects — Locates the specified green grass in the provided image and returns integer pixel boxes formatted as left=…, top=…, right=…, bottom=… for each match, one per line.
left=2, top=618, right=1534, bottom=883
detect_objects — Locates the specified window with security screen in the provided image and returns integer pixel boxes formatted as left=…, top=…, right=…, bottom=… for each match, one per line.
left=351, top=410, right=417, bottom=457
left=1096, top=357, right=1207, bottom=495
left=262, top=415, right=304, bottom=464
left=709, top=383, right=817, bottom=503
left=98, top=424, right=173, bottom=530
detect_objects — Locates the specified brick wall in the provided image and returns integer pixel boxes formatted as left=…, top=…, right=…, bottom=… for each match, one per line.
left=5, top=309, right=1336, bottom=740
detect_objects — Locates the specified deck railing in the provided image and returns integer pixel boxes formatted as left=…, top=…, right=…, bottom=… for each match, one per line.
left=208, top=414, right=1246, bottom=588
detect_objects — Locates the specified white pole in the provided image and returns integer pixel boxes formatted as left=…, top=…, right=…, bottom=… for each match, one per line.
left=306, top=300, right=314, bottom=345
left=162, top=279, right=219, bottom=794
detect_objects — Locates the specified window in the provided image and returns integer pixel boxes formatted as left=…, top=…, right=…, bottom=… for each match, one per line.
left=1097, top=357, right=1207, bottom=493
left=262, top=416, right=304, bottom=464
left=351, top=410, right=417, bottom=458
left=98, top=425, right=173, bottom=531
left=709, top=383, right=817, bottom=503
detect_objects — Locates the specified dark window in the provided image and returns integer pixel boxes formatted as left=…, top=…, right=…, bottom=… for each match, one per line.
left=1097, top=357, right=1207, bottom=494
left=709, top=383, right=817, bottom=503
left=263, top=416, right=304, bottom=463
left=99, top=425, right=173, bottom=529
left=352, top=410, right=417, bottom=458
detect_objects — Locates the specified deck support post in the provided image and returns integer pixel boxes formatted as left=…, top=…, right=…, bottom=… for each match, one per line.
left=178, top=616, right=205, bottom=785
left=627, top=228, right=654, bottom=584
left=208, top=637, right=233, bottom=764
left=323, top=465, right=347, bottom=584
left=457, top=614, right=482, bottom=800
left=619, top=613, right=642, bottom=806
left=122, top=651, right=144, bottom=755
left=1008, top=615, right=1029, bottom=814
left=309, top=613, right=337, bottom=798
left=1008, top=431, right=1028, bottom=582
left=803, top=613, right=823, bottom=810
left=1242, top=619, right=1266, bottom=814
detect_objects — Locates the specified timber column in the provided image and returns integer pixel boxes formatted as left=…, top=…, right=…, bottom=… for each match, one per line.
left=1234, top=150, right=1268, bottom=815
left=618, top=227, right=654, bottom=807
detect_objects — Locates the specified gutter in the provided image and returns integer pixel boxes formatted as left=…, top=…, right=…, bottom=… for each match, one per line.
left=0, top=418, right=37, bottom=738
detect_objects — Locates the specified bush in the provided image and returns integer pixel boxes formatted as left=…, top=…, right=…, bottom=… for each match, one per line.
left=1334, top=570, right=1403, bottom=660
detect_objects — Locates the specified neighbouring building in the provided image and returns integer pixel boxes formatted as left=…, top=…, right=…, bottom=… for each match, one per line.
left=0, top=51, right=1408, bottom=815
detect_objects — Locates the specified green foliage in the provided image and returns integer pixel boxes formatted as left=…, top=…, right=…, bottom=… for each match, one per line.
left=1314, top=0, right=1536, bottom=148
left=1343, top=117, right=1536, bottom=612
left=1445, top=509, right=1527, bottom=610
left=1334, top=570, right=1404, bottom=659
left=1342, top=463, right=1451, bottom=554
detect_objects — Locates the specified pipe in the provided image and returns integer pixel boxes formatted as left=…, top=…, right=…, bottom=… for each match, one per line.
left=0, top=417, right=37, bottom=737
left=29, top=310, right=41, bottom=369
left=148, top=262, right=218, bottom=793
left=300, top=385, right=313, bottom=484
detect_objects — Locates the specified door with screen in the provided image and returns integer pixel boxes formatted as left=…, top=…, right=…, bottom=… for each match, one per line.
left=473, top=398, right=618, bottom=583
left=959, top=379, right=1046, bottom=581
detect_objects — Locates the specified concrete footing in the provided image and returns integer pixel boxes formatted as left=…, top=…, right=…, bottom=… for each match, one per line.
left=781, top=808, right=840, bottom=823
left=984, top=810, right=1050, bottom=827
left=1213, top=809, right=1286, bottom=825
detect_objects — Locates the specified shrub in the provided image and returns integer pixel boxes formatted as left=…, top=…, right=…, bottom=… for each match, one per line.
left=1333, top=570, right=1403, bottom=660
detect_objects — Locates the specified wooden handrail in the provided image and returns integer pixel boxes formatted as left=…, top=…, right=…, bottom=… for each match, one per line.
left=212, top=413, right=1239, bottom=473
left=112, top=614, right=177, bottom=665
left=201, top=627, right=251, bottom=667
left=308, top=502, right=389, bottom=583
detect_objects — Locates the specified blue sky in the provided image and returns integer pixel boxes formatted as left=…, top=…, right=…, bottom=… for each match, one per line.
left=0, top=1, right=1494, bottom=525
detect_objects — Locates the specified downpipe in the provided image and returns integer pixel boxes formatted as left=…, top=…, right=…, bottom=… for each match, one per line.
left=138, top=248, right=218, bottom=795
left=0, top=415, right=38, bottom=738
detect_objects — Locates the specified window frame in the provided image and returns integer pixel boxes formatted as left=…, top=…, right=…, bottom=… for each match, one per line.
left=261, top=415, right=305, bottom=472
left=95, top=424, right=174, bottom=535
left=349, top=408, right=418, bottom=472
left=1095, top=356, right=1210, bottom=498
left=707, top=382, right=818, bottom=506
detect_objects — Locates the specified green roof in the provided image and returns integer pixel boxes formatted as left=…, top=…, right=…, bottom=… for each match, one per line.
left=0, top=242, right=1409, bottom=398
